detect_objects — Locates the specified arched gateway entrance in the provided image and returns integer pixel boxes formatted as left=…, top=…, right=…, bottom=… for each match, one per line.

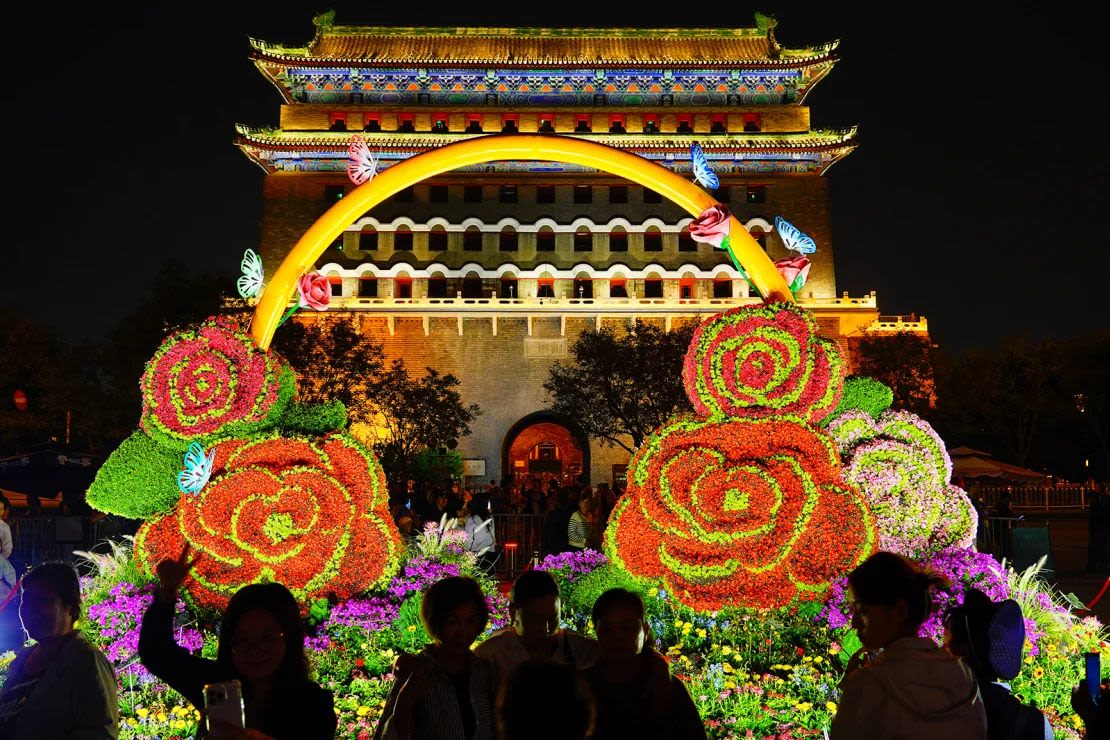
left=502, top=412, right=590, bottom=486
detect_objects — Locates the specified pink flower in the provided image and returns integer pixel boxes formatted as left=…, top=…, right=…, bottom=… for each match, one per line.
left=298, top=272, right=331, bottom=311
left=774, top=255, right=811, bottom=294
left=690, top=204, right=732, bottom=249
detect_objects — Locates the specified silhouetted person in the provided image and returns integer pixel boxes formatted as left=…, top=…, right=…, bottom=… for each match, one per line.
left=140, top=547, right=336, bottom=739
left=830, top=552, right=986, bottom=740
left=1087, top=487, right=1109, bottom=571
left=475, top=570, right=596, bottom=688
left=0, top=562, right=118, bottom=739
left=498, top=661, right=594, bottom=740
left=583, top=588, right=704, bottom=740
left=945, top=588, right=1050, bottom=739
left=375, top=576, right=495, bottom=740
left=540, top=490, right=572, bottom=556
left=1071, top=677, right=1110, bottom=739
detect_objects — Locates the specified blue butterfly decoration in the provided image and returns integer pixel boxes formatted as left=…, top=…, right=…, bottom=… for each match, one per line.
left=774, top=216, right=817, bottom=255
left=178, top=442, right=216, bottom=495
left=690, top=142, right=719, bottom=191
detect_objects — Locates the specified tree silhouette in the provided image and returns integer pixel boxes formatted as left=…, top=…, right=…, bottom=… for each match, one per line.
left=545, top=320, right=695, bottom=452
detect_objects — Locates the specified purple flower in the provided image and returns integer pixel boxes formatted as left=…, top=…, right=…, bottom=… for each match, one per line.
left=820, top=547, right=1010, bottom=643
left=536, top=549, right=608, bottom=582
left=387, top=557, right=461, bottom=602
left=84, top=581, right=203, bottom=683
left=325, top=597, right=400, bottom=632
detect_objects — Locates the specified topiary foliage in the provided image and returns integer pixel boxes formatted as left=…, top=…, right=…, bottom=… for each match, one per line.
left=604, top=415, right=876, bottom=612
left=140, top=316, right=296, bottom=448
left=275, top=400, right=348, bottom=435
left=682, top=302, right=845, bottom=424
left=86, top=431, right=186, bottom=519
left=827, top=409, right=977, bottom=559
left=826, top=376, right=893, bottom=422
left=135, top=432, right=402, bottom=612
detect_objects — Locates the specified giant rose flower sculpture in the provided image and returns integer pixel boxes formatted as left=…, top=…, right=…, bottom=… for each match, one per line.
left=827, top=409, right=978, bottom=560
left=606, top=301, right=876, bottom=612
left=140, top=316, right=295, bottom=448
left=136, top=432, right=402, bottom=611
left=605, top=416, right=876, bottom=611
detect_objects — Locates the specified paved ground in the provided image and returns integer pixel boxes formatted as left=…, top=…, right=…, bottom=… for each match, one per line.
left=1002, top=512, right=1110, bottom=624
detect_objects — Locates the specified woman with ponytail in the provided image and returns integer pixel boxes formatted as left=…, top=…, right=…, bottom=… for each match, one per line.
left=829, top=552, right=987, bottom=740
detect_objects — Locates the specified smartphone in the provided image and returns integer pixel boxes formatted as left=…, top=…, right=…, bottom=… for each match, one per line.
left=1086, top=652, right=1101, bottom=705
left=204, top=680, right=245, bottom=735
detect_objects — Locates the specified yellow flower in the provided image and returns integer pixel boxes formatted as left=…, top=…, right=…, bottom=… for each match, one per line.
left=1032, top=667, right=1045, bottom=679
left=136, top=708, right=149, bottom=719
left=173, top=720, right=186, bottom=730
left=794, top=702, right=812, bottom=711
left=697, top=628, right=707, bottom=638
left=1024, top=655, right=1034, bottom=664
left=681, top=624, right=692, bottom=635
left=157, top=713, right=167, bottom=723
left=674, top=619, right=684, bottom=629
left=829, top=645, right=841, bottom=655
left=724, top=680, right=737, bottom=690
left=357, top=706, right=370, bottom=717
left=721, top=646, right=732, bottom=656
left=648, top=588, right=659, bottom=597
left=1046, top=643, right=1058, bottom=654
left=826, top=701, right=838, bottom=712
left=813, top=656, right=823, bottom=664
left=407, top=625, right=416, bottom=633
left=722, top=662, right=734, bottom=673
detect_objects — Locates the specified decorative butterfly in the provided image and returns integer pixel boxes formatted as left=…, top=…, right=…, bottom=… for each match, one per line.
left=690, top=142, right=719, bottom=191
left=775, top=217, right=817, bottom=255
left=178, top=442, right=216, bottom=495
left=347, top=135, right=379, bottom=186
left=236, top=249, right=264, bottom=299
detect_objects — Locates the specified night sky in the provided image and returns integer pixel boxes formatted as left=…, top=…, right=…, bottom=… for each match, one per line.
left=6, top=3, right=1107, bottom=350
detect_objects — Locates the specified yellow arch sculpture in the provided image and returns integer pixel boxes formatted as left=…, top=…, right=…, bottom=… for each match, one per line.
left=251, top=135, right=793, bottom=350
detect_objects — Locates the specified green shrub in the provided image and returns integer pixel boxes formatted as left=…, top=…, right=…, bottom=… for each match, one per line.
left=393, top=594, right=431, bottom=652
left=563, top=565, right=659, bottom=631
left=276, top=400, right=348, bottom=434
left=86, top=431, right=184, bottom=518
left=828, top=376, right=893, bottom=421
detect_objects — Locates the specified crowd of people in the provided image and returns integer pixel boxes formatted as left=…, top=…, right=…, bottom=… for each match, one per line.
left=388, top=476, right=623, bottom=564
left=0, top=547, right=1107, bottom=737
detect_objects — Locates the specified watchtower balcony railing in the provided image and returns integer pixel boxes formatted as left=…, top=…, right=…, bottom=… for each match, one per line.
left=252, top=292, right=880, bottom=313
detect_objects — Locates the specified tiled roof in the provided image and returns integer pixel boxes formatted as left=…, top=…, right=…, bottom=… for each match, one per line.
left=233, top=127, right=857, bottom=152
left=250, top=25, right=837, bottom=68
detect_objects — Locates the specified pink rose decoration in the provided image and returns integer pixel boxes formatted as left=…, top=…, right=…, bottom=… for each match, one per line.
left=775, top=255, right=811, bottom=294
left=298, top=273, right=331, bottom=311
left=690, top=205, right=732, bottom=249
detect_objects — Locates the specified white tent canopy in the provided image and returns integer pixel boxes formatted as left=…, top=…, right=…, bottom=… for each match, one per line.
left=948, top=446, right=1046, bottom=482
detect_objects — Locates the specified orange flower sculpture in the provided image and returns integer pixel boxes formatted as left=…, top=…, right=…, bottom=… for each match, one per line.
left=136, top=432, right=402, bottom=611
left=605, top=416, right=876, bottom=611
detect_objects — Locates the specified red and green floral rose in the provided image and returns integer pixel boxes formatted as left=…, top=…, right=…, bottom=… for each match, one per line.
left=683, top=303, right=844, bottom=424
left=136, top=432, right=401, bottom=611
left=140, top=316, right=295, bottom=448
left=605, top=415, right=876, bottom=612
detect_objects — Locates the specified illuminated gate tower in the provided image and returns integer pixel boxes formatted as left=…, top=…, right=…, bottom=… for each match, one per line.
left=236, top=11, right=926, bottom=485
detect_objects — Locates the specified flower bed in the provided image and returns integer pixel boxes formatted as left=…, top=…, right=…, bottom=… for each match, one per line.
left=2, top=541, right=1093, bottom=740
